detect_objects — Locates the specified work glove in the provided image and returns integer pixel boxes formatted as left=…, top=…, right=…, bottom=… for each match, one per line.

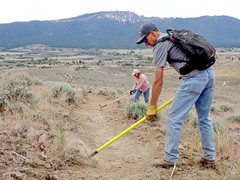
left=146, top=105, right=157, bottom=120
left=130, top=89, right=136, bottom=95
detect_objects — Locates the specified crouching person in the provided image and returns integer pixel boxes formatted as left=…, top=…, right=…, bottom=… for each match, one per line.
left=130, top=69, right=150, bottom=104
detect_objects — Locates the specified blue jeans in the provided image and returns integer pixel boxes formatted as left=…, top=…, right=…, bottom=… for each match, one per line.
left=134, top=88, right=150, bottom=104
left=164, top=69, right=215, bottom=163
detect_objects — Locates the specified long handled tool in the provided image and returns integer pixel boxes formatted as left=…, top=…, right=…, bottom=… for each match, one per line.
left=89, top=98, right=173, bottom=158
left=99, top=94, right=130, bottom=110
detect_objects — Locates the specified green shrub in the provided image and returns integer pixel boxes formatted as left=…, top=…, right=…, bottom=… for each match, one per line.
left=0, top=93, right=8, bottom=111
left=2, top=73, right=35, bottom=104
left=212, top=119, right=226, bottom=135
left=97, top=88, right=117, bottom=98
left=108, top=89, right=117, bottom=98
left=125, top=102, right=161, bottom=121
left=210, top=104, right=234, bottom=115
left=210, top=105, right=219, bottom=114
left=0, top=72, right=40, bottom=112
left=51, top=82, right=78, bottom=103
left=97, top=88, right=109, bottom=96
left=57, top=125, right=65, bottom=151
left=226, top=114, right=240, bottom=123
left=9, top=72, right=42, bottom=86
left=219, top=103, right=234, bottom=112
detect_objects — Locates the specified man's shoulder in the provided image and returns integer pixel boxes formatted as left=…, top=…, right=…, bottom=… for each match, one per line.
left=154, top=39, right=174, bottom=51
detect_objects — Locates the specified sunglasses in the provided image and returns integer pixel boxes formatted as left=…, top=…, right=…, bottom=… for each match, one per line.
left=143, top=29, right=155, bottom=43
left=143, top=37, right=148, bottom=43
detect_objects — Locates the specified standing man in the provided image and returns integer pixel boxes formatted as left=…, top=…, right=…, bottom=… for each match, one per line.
left=130, top=69, right=150, bottom=104
left=136, top=23, right=216, bottom=169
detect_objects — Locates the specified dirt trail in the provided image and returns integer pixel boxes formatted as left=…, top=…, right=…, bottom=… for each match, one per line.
left=72, top=93, right=172, bottom=180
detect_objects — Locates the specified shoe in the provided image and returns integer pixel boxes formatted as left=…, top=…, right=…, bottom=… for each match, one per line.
left=200, top=158, right=216, bottom=169
left=153, top=159, right=177, bottom=169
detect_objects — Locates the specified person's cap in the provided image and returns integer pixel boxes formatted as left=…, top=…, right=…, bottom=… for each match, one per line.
left=132, top=69, right=140, bottom=76
left=136, top=23, right=157, bottom=44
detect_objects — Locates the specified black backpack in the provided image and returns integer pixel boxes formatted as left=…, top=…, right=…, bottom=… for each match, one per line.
left=156, top=29, right=216, bottom=75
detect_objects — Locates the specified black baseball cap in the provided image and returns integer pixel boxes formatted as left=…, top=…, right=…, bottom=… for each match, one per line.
left=136, top=23, right=157, bottom=44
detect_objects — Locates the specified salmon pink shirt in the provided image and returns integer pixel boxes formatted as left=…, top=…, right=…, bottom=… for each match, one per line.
left=132, top=74, right=150, bottom=92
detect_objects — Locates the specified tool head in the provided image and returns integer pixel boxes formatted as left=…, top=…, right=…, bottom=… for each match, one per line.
left=88, top=150, right=98, bottom=158
left=99, top=104, right=107, bottom=110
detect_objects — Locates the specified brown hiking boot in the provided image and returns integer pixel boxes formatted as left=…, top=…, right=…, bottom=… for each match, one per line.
left=200, top=158, right=216, bottom=169
left=153, top=159, right=177, bottom=169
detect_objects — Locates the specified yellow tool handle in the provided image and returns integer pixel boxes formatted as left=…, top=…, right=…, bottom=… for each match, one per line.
left=89, top=98, right=173, bottom=158
left=107, top=94, right=130, bottom=105
left=100, top=94, right=130, bottom=109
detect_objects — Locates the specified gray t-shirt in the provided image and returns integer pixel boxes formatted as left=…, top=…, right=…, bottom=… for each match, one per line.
left=153, top=33, right=200, bottom=78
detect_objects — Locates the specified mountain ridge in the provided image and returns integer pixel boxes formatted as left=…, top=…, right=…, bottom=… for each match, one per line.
left=0, top=11, right=240, bottom=49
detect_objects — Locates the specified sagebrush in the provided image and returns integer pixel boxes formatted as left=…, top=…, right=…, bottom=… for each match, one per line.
left=0, top=72, right=40, bottom=112
left=125, top=102, right=161, bottom=121
left=51, top=82, right=78, bottom=103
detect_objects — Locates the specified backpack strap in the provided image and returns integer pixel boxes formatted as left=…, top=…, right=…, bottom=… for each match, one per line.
left=153, top=34, right=170, bottom=47
left=166, top=29, right=173, bottom=35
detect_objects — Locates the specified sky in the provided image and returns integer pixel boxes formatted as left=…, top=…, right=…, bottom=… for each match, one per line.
left=1, top=0, right=240, bottom=24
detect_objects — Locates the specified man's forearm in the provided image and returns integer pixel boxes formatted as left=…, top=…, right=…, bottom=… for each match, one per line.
left=150, top=80, right=163, bottom=105
left=149, top=67, right=164, bottom=105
